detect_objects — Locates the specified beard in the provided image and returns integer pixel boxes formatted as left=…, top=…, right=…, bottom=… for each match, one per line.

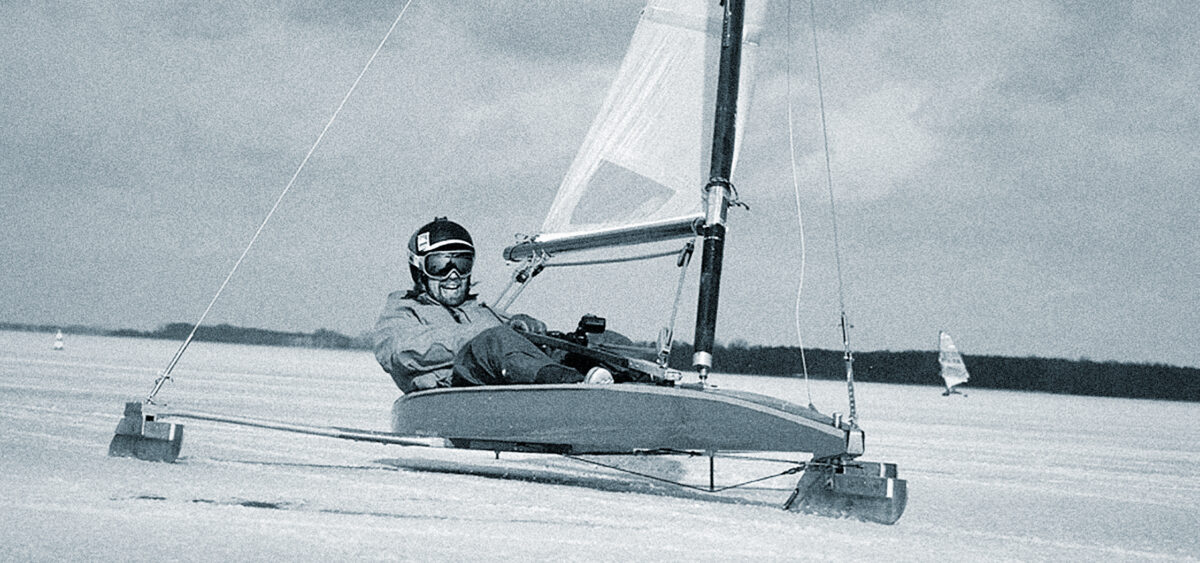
left=426, top=276, right=470, bottom=307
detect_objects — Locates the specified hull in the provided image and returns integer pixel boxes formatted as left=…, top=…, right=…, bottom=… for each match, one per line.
left=392, top=384, right=857, bottom=459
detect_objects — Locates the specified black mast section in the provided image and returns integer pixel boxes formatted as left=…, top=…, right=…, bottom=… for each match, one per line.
left=692, top=0, right=744, bottom=381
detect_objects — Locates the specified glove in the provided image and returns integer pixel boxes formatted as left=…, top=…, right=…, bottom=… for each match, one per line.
left=410, top=373, right=445, bottom=391
left=507, top=313, right=547, bottom=335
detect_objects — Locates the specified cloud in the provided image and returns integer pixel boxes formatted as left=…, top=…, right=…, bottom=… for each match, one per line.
left=801, top=84, right=939, bottom=200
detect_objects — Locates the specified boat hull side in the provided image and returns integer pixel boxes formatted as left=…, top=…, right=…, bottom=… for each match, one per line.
left=391, top=384, right=850, bottom=458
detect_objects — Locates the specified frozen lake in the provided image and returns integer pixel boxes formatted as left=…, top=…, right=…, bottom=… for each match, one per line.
left=1, top=330, right=1197, bottom=561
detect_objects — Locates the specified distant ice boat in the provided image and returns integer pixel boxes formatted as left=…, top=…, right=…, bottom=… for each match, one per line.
left=938, top=331, right=968, bottom=396
left=53, top=330, right=65, bottom=351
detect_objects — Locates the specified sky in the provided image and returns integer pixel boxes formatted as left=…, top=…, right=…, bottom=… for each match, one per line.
left=1, top=1, right=1197, bottom=368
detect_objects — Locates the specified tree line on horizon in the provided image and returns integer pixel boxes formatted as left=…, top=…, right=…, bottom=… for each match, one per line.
left=109, top=323, right=362, bottom=350
left=4, top=321, right=1196, bottom=402
left=663, top=342, right=1199, bottom=402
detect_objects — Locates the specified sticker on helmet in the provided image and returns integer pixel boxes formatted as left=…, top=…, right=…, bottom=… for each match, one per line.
left=416, top=232, right=431, bottom=252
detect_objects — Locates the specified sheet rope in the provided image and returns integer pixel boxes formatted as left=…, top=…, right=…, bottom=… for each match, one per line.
left=786, top=0, right=814, bottom=409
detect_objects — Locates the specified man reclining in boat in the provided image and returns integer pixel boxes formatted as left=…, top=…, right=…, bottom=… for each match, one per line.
left=372, top=217, right=613, bottom=393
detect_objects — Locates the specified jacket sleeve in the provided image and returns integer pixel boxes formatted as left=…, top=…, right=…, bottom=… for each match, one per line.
left=371, top=293, right=491, bottom=392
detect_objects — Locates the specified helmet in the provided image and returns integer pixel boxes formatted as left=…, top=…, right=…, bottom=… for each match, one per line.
left=408, top=217, right=474, bottom=283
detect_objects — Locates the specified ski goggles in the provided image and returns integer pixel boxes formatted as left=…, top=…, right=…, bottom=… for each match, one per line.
left=421, top=250, right=474, bottom=280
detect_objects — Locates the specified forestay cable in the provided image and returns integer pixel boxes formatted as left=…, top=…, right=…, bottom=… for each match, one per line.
left=146, top=1, right=415, bottom=404
left=807, top=0, right=859, bottom=425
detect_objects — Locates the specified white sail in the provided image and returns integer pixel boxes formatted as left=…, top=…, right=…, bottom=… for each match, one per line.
left=53, top=330, right=65, bottom=351
left=536, top=0, right=765, bottom=248
left=938, top=331, right=969, bottom=390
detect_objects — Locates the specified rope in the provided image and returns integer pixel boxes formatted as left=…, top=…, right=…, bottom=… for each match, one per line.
left=146, top=1, right=415, bottom=404
left=786, top=0, right=815, bottom=409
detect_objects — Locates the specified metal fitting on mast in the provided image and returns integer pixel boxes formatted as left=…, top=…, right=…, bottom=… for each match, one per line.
left=692, top=0, right=745, bottom=385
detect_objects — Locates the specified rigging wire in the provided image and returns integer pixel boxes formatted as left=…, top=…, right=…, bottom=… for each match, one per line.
left=807, top=2, right=846, bottom=317
left=145, top=0, right=416, bottom=404
left=539, top=247, right=683, bottom=268
left=563, top=454, right=806, bottom=494
left=807, top=0, right=859, bottom=425
left=786, top=0, right=815, bottom=409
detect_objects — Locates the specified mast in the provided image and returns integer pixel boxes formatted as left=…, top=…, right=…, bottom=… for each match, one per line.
left=692, top=0, right=745, bottom=383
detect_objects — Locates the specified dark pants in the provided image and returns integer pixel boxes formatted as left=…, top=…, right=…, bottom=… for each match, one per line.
left=452, top=325, right=582, bottom=386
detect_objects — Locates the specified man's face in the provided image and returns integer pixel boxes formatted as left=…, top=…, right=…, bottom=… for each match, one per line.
left=421, top=250, right=473, bottom=307
left=425, top=270, right=470, bottom=307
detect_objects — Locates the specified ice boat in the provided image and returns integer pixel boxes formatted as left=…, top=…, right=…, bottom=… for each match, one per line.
left=387, top=0, right=906, bottom=523
left=938, top=331, right=970, bottom=396
left=110, top=0, right=907, bottom=524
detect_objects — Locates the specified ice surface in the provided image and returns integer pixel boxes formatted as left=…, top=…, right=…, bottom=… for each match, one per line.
left=1, top=330, right=1197, bottom=561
